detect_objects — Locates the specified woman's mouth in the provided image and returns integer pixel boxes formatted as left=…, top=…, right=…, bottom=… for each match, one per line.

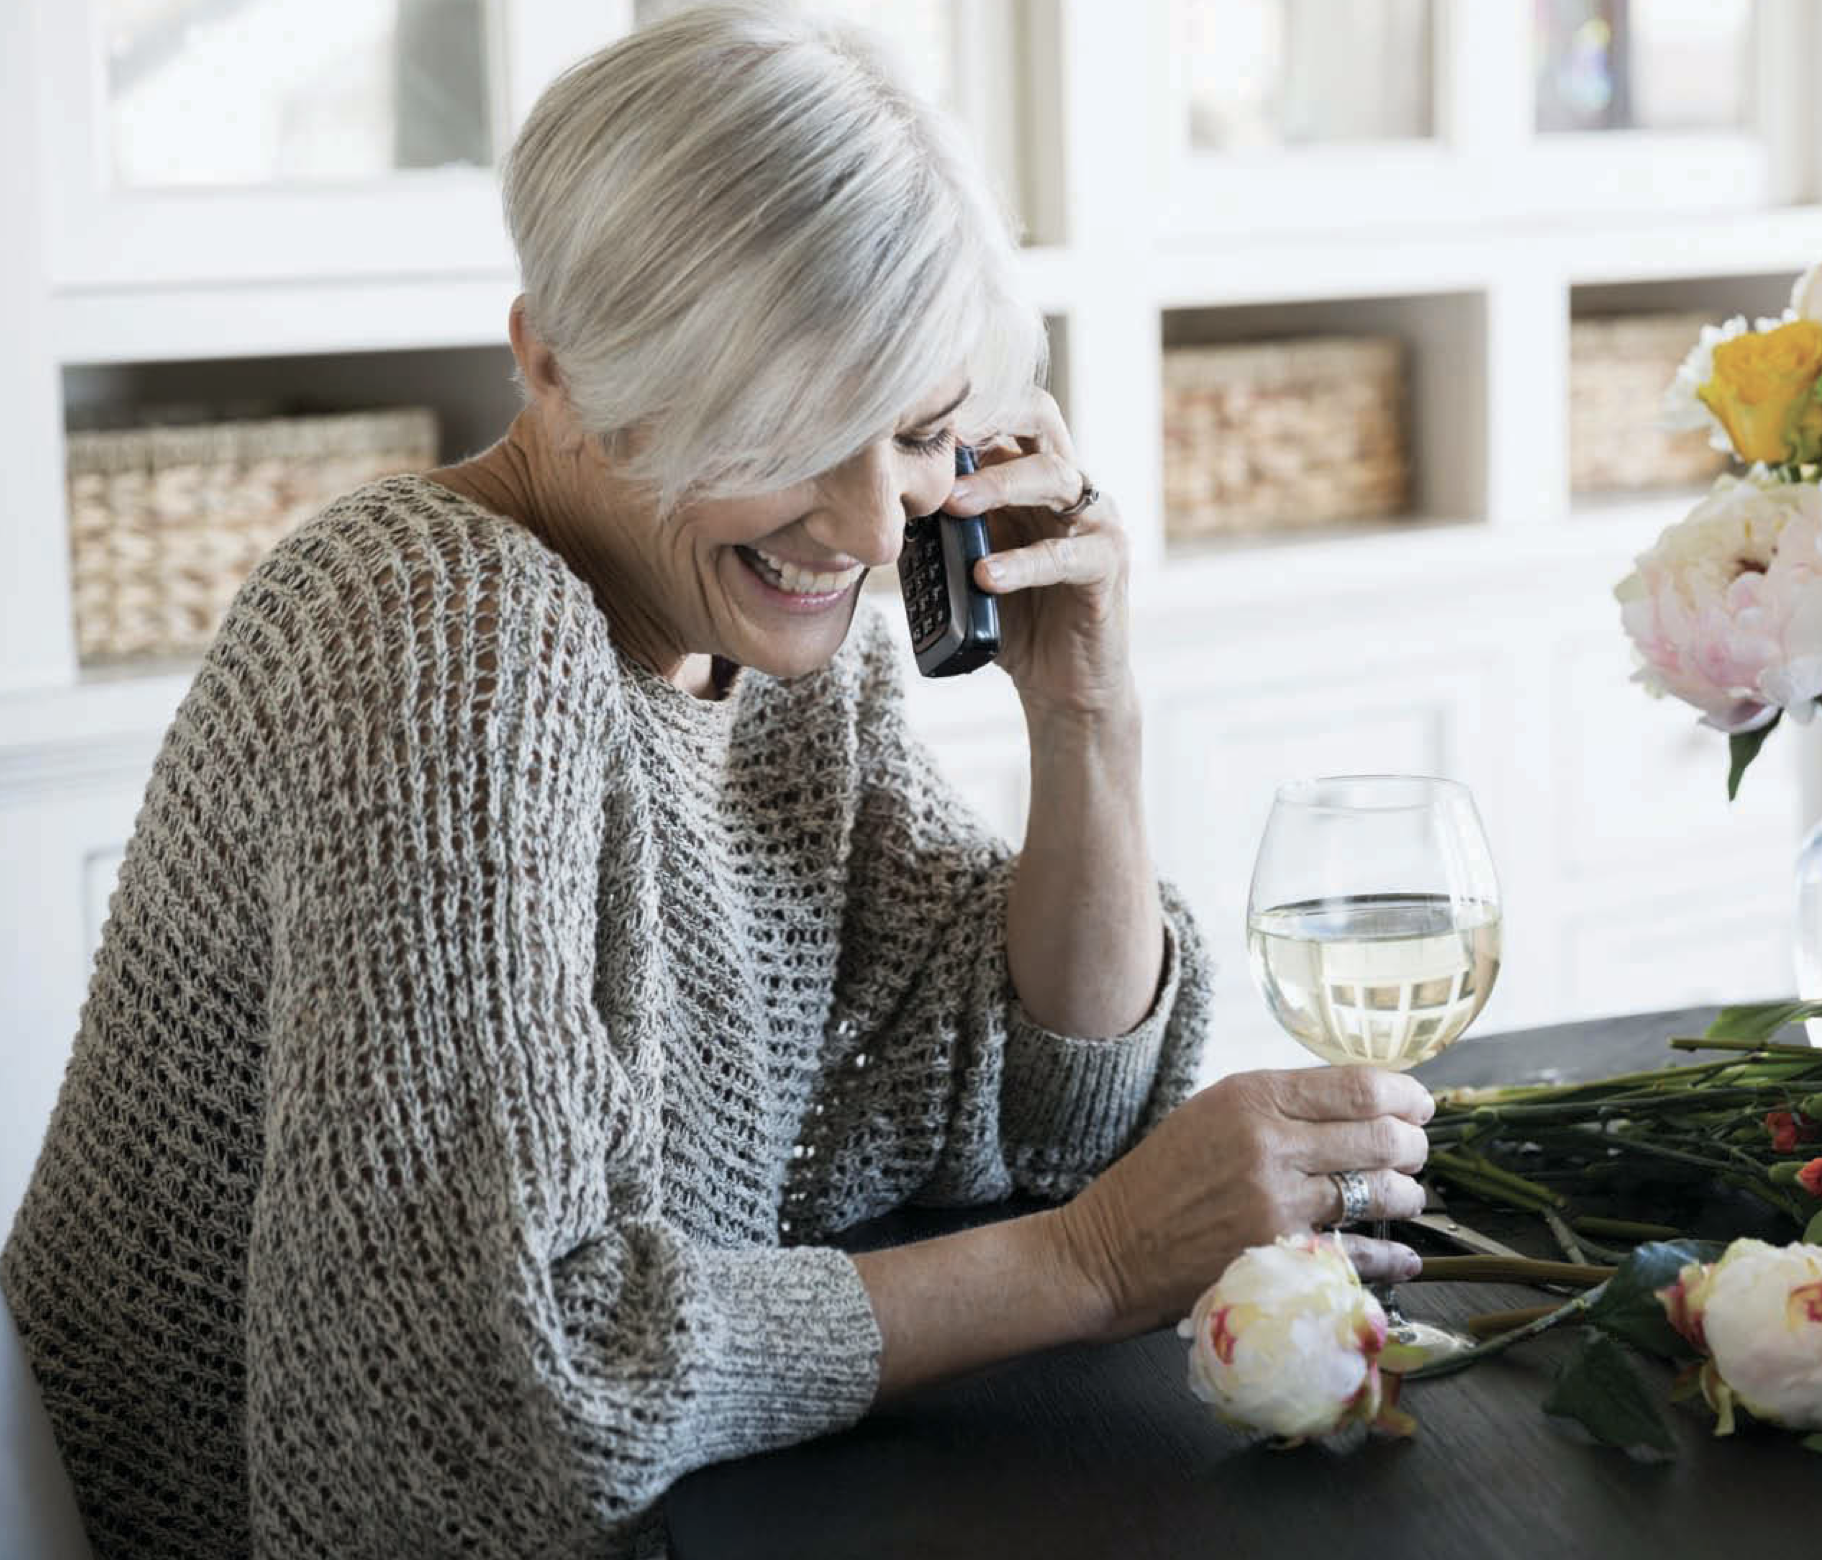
left=735, top=545, right=863, bottom=606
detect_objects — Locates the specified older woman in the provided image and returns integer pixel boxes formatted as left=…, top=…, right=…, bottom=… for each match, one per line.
left=2, top=7, right=1431, bottom=1558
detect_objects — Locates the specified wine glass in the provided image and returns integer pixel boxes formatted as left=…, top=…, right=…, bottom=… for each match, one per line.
left=1245, top=774, right=1503, bottom=1362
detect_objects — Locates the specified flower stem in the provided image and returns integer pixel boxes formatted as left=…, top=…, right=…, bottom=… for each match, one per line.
left=1409, top=1255, right=1613, bottom=1286
left=1668, top=1035, right=1822, bottom=1059
left=1464, top=1304, right=1560, bottom=1339
left=1542, top=1206, right=1589, bottom=1264
left=1549, top=1127, right=1738, bottom=1174
left=1428, top=1150, right=1564, bottom=1209
left=1404, top=1293, right=1592, bottom=1382
left=1570, top=1214, right=1683, bottom=1241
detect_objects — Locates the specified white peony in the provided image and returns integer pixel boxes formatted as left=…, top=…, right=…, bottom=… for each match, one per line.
left=1657, top=1238, right=1822, bottom=1434
left=1614, top=472, right=1822, bottom=732
left=1176, top=1234, right=1412, bottom=1443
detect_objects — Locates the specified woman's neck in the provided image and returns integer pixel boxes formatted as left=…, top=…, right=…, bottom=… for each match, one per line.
left=426, top=412, right=721, bottom=697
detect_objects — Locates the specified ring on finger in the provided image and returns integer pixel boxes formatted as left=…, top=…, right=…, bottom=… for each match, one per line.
left=1053, top=469, right=1099, bottom=521
left=1328, top=1169, right=1372, bottom=1229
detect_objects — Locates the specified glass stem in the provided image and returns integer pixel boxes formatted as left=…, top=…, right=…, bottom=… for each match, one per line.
left=1369, top=1217, right=1413, bottom=1330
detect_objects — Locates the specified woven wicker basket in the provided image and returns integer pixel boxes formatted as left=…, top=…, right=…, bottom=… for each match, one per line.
left=1570, top=313, right=1727, bottom=493
left=66, top=407, right=439, bottom=662
left=1163, top=335, right=1409, bottom=540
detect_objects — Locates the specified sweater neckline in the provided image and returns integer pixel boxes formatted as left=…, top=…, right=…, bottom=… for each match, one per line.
left=397, top=473, right=749, bottom=738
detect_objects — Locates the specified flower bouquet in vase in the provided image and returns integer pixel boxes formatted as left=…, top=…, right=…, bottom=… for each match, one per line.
left=1616, top=264, right=1822, bottom=1040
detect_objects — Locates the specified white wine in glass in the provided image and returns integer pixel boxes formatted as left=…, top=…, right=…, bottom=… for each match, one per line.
left=1247, top=893, right=1501, bottom=1071
left=1245, top=775, right=1503, bottom=1362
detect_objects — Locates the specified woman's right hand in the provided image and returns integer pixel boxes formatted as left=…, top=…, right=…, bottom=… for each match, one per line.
left=1048, top=1066, right=1434, bottom=1339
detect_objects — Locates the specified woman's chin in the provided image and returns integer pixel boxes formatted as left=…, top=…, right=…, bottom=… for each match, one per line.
left=721, top=551, right=866, bottom=677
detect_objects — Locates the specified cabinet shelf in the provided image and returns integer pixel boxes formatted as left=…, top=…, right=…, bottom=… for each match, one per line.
left=54, top=272, right=520, bottom=367
left=1152, top=207, right=1822, bottom=314
left=53, top=208, right=1822, bottom=370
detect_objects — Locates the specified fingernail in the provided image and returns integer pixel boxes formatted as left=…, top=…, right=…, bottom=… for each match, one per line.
left=978, top=558, right=1004, bottom=586
left=947, top=477, right=979, bottom=503
left=1402, top=1250, right=1423, bottom=1280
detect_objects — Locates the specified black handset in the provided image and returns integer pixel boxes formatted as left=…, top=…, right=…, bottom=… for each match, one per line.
left=899, top=444, right=1001, bottom=677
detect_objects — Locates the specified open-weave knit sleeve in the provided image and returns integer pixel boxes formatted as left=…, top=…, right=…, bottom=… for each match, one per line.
left=243, top=514, right=879, bottom=1557
left=823, top=611, right=1212, bottom=1210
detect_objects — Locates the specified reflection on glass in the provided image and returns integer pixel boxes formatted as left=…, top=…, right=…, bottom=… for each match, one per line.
left=1534, top=0, right=1753, bottom=133
left=1175, top=0, right=1433, bottom=152
left=105, top=0, right=495, bottom=189
left=634, top=0, right=956, bottom=107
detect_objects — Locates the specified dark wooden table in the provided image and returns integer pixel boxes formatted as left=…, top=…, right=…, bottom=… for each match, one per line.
left=666, top=1009, right=1817, bottom=1559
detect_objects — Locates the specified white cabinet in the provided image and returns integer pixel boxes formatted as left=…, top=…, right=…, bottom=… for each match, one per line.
left=6, top=2, right=1822, bottom=1220
left=0, top=733, right=161, bottom=1223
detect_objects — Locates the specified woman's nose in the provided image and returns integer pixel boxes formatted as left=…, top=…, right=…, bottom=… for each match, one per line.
left=815, top=444, right=925, bottom=568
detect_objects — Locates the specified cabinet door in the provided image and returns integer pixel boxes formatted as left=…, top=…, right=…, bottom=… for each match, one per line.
left=0, top=771, right=147, bottom=1225
left=1145, top=647, right=1508, bottom=1080
left=35, top=0, right=615, bottom=289
left=1550, top=624, right=1798, bottom=1016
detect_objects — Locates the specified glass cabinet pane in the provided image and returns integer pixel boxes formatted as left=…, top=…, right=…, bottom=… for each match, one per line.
left=1174, top=0, right=1434, bottom=153
left=1534, top=0, right=1754, bottom=133
left=104, top=0, right=496, bottom=189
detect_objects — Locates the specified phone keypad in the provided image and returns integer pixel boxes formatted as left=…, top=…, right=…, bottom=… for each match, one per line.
left=902, top=519, right=951, bottom=646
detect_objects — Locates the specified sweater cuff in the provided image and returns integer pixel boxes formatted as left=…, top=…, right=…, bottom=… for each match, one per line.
left=682, top=1245, right=881, bottom=1467
left=999, top=914, right=1183, bottom=1184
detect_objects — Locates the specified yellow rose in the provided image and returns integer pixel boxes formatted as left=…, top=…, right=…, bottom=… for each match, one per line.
left=1698, top=318, right=1822, bottom=464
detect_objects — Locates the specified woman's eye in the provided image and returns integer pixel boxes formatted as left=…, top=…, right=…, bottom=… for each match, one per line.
left=894, top=427, right=954, bottom=456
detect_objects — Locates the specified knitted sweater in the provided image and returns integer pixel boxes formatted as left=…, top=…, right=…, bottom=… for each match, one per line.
left=2, top=475, right=1211, bottom=1559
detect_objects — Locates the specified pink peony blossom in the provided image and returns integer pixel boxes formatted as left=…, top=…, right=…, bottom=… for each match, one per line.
left=1615, top=474, right=1822, bottom=732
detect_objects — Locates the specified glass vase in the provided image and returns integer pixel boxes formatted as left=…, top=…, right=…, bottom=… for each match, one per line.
left=1795, top=724, right=1822, bottom=1046
left=1797, top=821, right=1822, bottom=1045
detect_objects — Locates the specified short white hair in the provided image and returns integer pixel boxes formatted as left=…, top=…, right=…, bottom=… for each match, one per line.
left=502, top=2, right=1047, bottom=510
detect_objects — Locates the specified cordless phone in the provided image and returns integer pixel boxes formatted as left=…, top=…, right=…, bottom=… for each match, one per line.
left=899, top=444, right=1001, bottom=677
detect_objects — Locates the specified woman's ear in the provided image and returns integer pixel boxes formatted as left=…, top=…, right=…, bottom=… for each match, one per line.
left=509, top=296, right=568, bottom=405
left=509, top=296, right=597, bottom=455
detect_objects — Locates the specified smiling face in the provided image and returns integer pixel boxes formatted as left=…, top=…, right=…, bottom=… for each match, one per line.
left=460, top=306, right=979, bottom=690
left=528, top=371, right=969, bottom=686
left=673, top=375, right=969, bottom=679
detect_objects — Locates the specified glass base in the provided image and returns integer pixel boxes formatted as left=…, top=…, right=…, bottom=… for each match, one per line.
left=1384, top=1316, right=1478, bottom=1366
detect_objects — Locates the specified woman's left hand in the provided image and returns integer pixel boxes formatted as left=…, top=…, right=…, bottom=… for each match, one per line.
left=944, top=389, right=1134, bottom=721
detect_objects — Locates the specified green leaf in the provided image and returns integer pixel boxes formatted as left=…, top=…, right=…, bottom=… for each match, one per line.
left=1585, top=1240, right=1725, bottom=1360
left=1542, top=1330, right=1678, bottom=1459
left=1805, top=1209, right=1822, bottom=1246
left=1727, top=716, right=1780, bottom=801
left=1804, top=1433, right=1822, bottom=1454
left=1704, top=1000, right=1822, bottom=1044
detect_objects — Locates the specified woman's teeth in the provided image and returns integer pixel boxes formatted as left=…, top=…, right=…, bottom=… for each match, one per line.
left=745, top=546, right=860, bottom=596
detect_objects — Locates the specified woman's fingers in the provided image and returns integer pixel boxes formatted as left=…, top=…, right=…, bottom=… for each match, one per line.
left=1269, top=1064, right=1434, bottom=1127
left=965, top=387, right=1078, bottom=467
left=1308, top=1168, right=1426, bottom=1226
left=973, top=527, right=1126, bottom=595
left=1020, top=388, right=1077, bottom=465
left=943, top=446, right=1086, bottom=518
left=1338, top=1234, right=1424, bottom=1285
left=1296, top=1117, right=1431, bottom=1176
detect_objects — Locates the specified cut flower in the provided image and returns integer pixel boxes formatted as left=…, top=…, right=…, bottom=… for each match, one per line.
left=1177, top=1233, right=1417, bottom=1444
left=1615, top=473, right=1822, bottom=734
left=1699, top=319, right=1822, bottom=466
left=1766, top=1109, right=1821, bottom=1154
left=1656, top=1238, right=1822, bottom=1435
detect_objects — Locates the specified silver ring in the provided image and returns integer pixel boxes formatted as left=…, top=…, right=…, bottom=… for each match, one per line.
left=1054, top=470, right=1099, bottom=519
left=1329, top=1170, right=1372, bottom=1228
